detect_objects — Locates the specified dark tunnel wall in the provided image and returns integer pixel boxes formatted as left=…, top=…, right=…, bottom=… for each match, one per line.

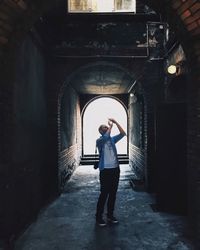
left=155, top=45, right=188, bottom=215
left=129, top=60, right=164, bottom=190
left=58, top=84, right=81, bottom=191
left=0, top=35, right=48, bottom=239
left=129, top=97, right=143, bottom=148
left=45, top=59, right=83, bottom=193
left=14, top=35, right=47, bottom=163
left=61, top=86, right=77, bottom=150
left=129, top=94, right=145, bottom=182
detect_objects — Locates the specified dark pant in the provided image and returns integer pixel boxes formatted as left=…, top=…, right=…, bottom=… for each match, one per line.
left=96, top=167, right=120, bottom=218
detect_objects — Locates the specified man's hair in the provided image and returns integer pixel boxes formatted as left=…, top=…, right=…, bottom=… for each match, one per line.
left=98, top=125, right=104, bottom=134
left=98, top=124, right=106, bottom=135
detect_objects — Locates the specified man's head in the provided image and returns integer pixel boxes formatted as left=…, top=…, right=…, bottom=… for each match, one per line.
left=98, top=124, right=108, bottom=135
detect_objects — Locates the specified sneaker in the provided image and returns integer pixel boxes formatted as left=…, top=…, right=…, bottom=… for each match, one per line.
left=107, top=216, right=118, bottom=224
left=96, top=217, right=107, bottom=227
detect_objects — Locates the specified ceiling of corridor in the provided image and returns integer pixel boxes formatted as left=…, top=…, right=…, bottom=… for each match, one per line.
left=34, top=0, right=172, bottom=94
left=68, top=62, right=145, bottom=94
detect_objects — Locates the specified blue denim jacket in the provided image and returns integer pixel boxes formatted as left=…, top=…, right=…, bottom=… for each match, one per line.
left=96, top=132, right=125, bottom=171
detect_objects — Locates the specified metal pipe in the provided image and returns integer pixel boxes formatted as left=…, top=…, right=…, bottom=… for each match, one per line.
left=52, top=54, right=149, bottom=59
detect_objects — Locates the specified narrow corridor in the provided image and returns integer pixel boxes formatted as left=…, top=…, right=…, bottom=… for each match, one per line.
left=1, top=0, right=200, bottom=247
left=15, top=165, right=194, bottom=250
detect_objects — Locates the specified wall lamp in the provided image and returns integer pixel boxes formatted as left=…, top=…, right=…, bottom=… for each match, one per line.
left=167, top=61, right=187, bottom=76
left=130, top=92, right=137, bottom=103
left=167, top=64, right=177, bottom=75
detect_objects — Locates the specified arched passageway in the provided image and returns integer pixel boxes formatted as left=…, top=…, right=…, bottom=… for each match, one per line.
left=0, top=0, right=200, bottom=248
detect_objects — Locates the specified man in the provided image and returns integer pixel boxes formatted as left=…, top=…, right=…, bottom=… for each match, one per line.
left=95, top=118, right=126, bottom=227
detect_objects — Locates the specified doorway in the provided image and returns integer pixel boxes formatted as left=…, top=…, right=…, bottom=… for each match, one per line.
left=82, top=96, right=128, bottom=156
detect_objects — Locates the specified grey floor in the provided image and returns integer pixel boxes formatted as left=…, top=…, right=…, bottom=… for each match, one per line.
left=15, top=165, right=195, bottom=250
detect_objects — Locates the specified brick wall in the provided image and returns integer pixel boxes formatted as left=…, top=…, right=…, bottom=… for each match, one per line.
left=141, top=60, right=164, bottom=191
left=129, top=143, right=145, bottom=181
left=58, top=84, right=81, bottom=192
left=169, top=0, right=200, bottom=245
left=129, top=93, right=145, bottom=183
left=59, top=144, right=81, bottom=191
left=128, top=60, right=164, bottom=191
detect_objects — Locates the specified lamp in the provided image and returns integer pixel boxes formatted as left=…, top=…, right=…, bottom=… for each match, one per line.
left=167, top=64, right=177, bottom=75
left=130, top=92, right=137, bottom=103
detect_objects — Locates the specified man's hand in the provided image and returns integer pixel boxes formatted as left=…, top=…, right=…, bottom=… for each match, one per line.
left=108, top=118, right=116, bottom=124
left=108, top=120, right=113, bottom=127
left=108, top=118, right=126, bottom=136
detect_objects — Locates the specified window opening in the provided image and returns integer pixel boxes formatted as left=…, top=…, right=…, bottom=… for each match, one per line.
left=68, top=0, right=136, bottom=13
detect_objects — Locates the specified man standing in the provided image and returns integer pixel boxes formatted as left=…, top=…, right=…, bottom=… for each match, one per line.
left=95, top=118, right=126, bottom=226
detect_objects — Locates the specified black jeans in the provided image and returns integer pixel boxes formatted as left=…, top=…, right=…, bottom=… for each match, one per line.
left=96, top=167, right=120, bottom=218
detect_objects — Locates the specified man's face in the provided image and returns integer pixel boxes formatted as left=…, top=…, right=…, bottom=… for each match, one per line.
left=99, top=124, right=108, bottom=135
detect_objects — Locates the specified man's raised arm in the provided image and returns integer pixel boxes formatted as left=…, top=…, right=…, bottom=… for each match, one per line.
left=109, top=118, right=126, bottom=136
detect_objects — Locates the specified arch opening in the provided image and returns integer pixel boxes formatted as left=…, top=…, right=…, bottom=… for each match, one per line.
left=82, top=96, right=128, bottom=155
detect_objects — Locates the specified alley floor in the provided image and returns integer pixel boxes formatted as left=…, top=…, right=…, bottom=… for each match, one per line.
left=14, top=165, right=195, bottom=250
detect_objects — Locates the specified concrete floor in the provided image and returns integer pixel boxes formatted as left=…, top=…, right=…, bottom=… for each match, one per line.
left=14, top=165, right=195, bottom=250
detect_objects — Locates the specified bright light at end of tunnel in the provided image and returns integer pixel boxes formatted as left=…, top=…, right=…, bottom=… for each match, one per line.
left=83, top=97, right=127, bottom=155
